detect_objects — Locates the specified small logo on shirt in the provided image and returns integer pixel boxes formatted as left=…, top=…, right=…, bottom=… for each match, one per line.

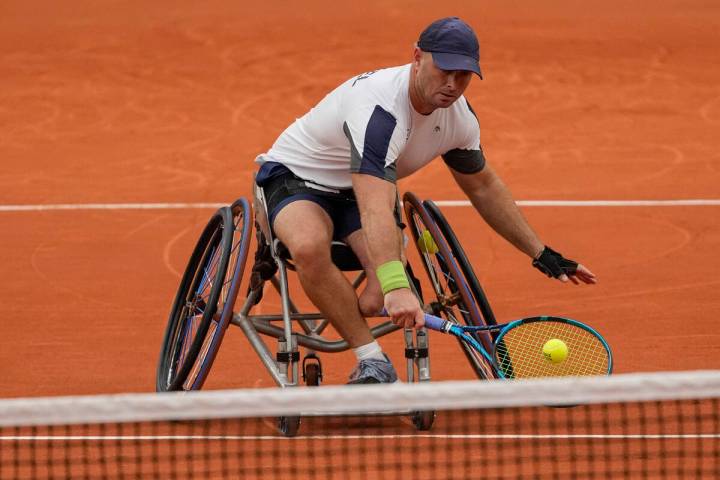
left=433, top=126, right=441, bottom=133
left=351, top=70, right=378, bottom=87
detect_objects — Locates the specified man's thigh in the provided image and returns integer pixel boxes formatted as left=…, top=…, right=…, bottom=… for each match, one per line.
left=273, top=200, right=334, bottom=256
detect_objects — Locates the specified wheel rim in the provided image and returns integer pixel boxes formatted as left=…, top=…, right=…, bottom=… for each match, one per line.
left=157, top=207, right=235, bottom=391
left=168, top=220, right=228, bottom=389
left=424, top=199, right=498, bottom=328
left=181, top=200, right=253, bottom=390
left=403, top=193, right=496, bottom=380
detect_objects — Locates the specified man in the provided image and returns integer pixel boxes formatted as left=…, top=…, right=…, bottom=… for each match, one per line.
left=254, top=17, right=596, bottom=384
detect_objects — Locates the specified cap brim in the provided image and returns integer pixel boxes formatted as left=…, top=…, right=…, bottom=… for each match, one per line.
left=431, top=51, right=483, bottom=79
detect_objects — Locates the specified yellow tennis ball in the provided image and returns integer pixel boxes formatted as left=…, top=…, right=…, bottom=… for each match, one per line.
left=417, top=230, right=439, bottom=254
left=543, top=339, right=568, bottom=364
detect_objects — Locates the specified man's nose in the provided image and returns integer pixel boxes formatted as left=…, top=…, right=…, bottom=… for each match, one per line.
left=445, top=73, right=458, bottom=90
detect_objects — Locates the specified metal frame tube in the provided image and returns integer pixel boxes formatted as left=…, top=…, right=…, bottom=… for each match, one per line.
left=233, top=293, right=287, bottom=386
left=232, top=313, right=400, bottom=353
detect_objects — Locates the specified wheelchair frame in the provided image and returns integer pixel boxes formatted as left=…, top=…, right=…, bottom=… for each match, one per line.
left=229, top=182, right=432, bottom=392
left=156, top=186, right=499, bottom=435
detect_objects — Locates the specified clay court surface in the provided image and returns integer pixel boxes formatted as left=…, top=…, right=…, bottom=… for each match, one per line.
left=1, top=0, right=719, bottom=399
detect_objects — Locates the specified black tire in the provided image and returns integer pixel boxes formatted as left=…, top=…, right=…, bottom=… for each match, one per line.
left=156, top=200, right=253, bottom=392
left=403, top=192, right=496, bottom=380
left=304, top=362, right=321, bottom=387
left=411, top=410, right=436, bottom=431
left=278, top=416, right=300, bottom=437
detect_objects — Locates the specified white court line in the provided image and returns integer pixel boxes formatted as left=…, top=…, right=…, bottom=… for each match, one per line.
left=0, top=203, right=225, bottom=212
left=438, top=199, right=720, bottom=207
left=2, top=434, right=719, bottom=441
left=1, top=199, right=719, bottom=212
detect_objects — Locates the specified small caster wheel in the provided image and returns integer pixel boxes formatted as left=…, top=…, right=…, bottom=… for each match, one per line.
left=411, top=410, right=435, bottom=431
left=278, top=416, right=301, bottom=437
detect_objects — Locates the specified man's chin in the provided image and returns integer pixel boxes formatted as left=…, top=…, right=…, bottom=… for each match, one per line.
left=435, top=96, right=457, bottom=108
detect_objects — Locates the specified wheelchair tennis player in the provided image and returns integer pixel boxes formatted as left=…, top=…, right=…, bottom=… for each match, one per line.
left=253, top=17, right=596, bottom=384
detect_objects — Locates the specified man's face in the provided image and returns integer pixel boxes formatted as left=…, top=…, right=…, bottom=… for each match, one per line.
left=413, top=49, right=473, bottom=111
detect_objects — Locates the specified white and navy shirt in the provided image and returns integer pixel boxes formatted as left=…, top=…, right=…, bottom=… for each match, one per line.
left=255, top=64, right=485, bottom=189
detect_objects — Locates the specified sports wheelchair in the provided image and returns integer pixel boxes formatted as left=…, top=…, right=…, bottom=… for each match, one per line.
left=156, top=184, right=500, bottom=436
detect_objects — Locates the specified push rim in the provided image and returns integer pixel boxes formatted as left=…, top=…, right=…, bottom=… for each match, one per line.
left=156, top=207, right=233, bottom=391
left=403, top=192, right=496, bottom=380
left=423, top=199, right=498, bottom=328
left=182, top=199, right=254, bottom=390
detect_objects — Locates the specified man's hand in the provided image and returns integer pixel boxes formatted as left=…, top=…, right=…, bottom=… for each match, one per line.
left=533, top=246, right=597, bottom=284
left=384, top=288, right=425, bottom=329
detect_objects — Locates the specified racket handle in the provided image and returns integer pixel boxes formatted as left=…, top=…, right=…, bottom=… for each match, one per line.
left=379, top=308, right=451, bottom=332
left=422, top=313, right=451, bottom=332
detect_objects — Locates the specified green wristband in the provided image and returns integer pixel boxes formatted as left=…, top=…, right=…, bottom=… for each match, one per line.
left=376, top=260, right=410, bottom=295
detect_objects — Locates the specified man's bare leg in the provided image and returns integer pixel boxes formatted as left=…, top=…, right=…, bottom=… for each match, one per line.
left=273, top=201, right=373, bottom=348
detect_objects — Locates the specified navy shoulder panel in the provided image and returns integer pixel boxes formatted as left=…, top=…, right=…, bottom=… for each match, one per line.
left=346, top=105, right=398, bottom=182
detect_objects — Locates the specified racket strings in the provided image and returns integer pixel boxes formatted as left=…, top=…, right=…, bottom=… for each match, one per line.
left=496, top=321, right=609, bottom=378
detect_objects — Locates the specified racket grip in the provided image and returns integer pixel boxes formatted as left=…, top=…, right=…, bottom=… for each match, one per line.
left=422, top=313, right=450, bottom=332
left=379, top=309, right=450, bottom=332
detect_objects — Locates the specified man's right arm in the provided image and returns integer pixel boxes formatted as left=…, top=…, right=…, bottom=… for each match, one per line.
left=351, top=173, right=425, bottom=329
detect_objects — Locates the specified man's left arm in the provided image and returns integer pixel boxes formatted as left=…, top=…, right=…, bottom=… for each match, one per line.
left=450, top=163, right=597, bottom=284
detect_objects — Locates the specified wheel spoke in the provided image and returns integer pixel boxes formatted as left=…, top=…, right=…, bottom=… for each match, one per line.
left=196, top=244, right=219, bottom=299
left=183, top=318, right=219, bottom=390
left=178, top=313, right=201, bottom=371
left=157, top=203, right=254, bottom=392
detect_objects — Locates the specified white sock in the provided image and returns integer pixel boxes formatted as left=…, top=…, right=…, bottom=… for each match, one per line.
left=353, top=341, right=385, bottom=362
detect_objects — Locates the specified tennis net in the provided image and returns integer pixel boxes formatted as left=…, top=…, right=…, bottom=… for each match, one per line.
left=1, top=370, right=719, bottom=479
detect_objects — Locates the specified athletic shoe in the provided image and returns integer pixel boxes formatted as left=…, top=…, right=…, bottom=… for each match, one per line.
left=347, top=354, right=398, bottom=384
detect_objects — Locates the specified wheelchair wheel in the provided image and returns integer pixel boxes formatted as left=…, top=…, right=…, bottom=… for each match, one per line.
left=156, top=200, right=253, bottom=392
left=412, top=410, right=436, bottom=431
left=278, top=415, right=300, bottom=437
left=423, top=199, right=498, bottom=328
left=403, top=192, right=496, bottom=380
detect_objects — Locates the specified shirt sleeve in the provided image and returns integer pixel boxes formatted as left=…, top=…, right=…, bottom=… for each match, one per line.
left=343, top=103, right=402, bottom=183
left=441, top=99, right=486, bottom=174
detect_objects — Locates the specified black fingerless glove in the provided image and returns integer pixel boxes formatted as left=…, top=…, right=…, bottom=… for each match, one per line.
left=532, top=246, right=578, bottom=279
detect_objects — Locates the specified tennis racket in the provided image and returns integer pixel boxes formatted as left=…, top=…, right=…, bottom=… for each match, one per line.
left=420, top=313, right=613, bottom=379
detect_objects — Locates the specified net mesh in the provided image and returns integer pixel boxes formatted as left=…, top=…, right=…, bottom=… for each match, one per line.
left=1, top=371, right=719, bottom=479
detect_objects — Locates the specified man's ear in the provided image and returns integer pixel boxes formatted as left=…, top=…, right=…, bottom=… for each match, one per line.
left=412, top=45, right=423, bottom=65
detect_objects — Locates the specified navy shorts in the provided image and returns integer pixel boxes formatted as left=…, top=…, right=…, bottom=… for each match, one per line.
left=255, top=162, right=402, bottom=241
left=256, top=162, right=363, bottom=241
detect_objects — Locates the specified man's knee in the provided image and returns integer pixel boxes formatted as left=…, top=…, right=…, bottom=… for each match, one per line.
left=288, top=239, right=331, bottom=271
left=273, top=200, right=334, bottom=272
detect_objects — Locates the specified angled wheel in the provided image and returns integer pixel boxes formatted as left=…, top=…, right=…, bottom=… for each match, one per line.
left=156, top=199, right=253, bottom=392
left=278, top=416, right=300, bottom=437
left=423, top=200, right=498, bottom=328
left=412, top=410, right=436, bottom=431
left=403, top=192, right=496, bottom=380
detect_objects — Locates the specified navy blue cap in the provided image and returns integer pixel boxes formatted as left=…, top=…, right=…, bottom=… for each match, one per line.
left=417, top=17, right=482, bottom=79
